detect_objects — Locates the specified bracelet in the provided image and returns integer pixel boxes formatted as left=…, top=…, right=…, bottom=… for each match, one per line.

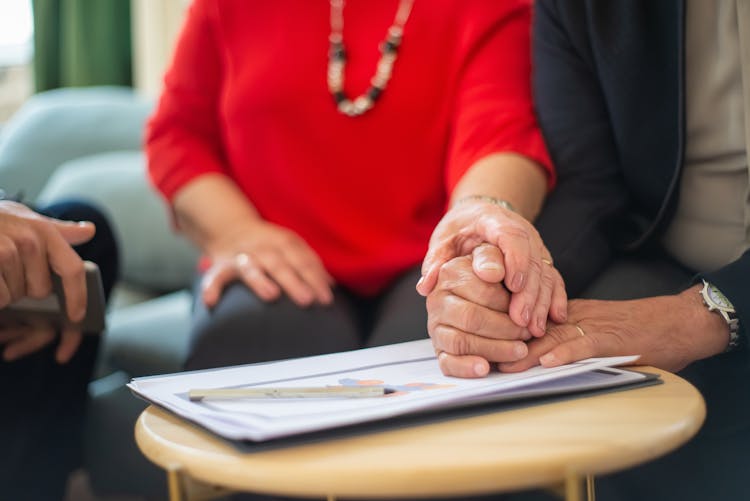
left=455, top=195, right=517, bottom=213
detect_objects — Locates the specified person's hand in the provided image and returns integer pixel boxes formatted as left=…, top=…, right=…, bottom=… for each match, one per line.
left=201, top=220, right=334, bottom=308
left=417, top=198, right=567, bottom=338
left=426, top=247, right=533, bottom=378
left=0, top=323, right=82, bottom=364
left=0, top=200, right=95, bottom=363
left=498, top=286, right=733, bottom=374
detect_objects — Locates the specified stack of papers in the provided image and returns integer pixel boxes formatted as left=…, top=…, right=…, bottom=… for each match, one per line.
left=129, top=339, right=649, bottom=442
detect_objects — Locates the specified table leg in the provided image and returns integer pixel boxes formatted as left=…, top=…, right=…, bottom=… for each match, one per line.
left=586, top=475, right=596, bottom=501
left=167, top=468, right=183, bottom=501
left=564, top=472, right=596, bottom=501
left=166, top=467, right=234, bottom=501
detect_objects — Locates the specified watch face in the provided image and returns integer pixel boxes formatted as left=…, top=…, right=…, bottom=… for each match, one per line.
left=708, top=285, right=732, bottom=309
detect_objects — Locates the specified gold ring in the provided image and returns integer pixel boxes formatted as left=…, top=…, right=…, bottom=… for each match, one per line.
left=574, top=324, right=586, bottom=337
left=541, top=258, right=553, bottom=266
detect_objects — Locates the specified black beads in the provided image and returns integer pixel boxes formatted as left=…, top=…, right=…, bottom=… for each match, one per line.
left=332, top=91, right=347, bottom=104
left=329, top=42, right=346, bottom=61
left=381, top=39, right=400, bottom=54
left=327, top=0, right=413, bottom=117
left=366, top=86, right=383, bottom=101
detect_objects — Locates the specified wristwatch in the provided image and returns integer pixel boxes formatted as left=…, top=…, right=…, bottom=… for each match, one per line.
left=699, top=280, right=740, bottom=352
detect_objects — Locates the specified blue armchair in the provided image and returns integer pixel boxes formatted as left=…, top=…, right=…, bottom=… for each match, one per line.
left=0, top=86, right=198, bottom=497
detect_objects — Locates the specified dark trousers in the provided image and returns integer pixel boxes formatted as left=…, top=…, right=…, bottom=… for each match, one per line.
left=575, top=254, right=750, bottom=501
left=186, top=265, right=428, bottom=370
left=506, top=252, right=750, bottom=501
left=0, top=201, right=118, bottom=501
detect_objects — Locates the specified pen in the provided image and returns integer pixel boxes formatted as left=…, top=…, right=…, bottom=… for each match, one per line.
left=188, top=386, right=390, bottom=401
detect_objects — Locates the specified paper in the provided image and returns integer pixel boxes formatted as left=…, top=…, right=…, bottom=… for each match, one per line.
left=129, top=339, right=644, bottom=442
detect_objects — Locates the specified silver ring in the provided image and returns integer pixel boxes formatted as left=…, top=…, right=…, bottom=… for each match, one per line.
left=574, top=324, right=586, bottom=337
left=235, top=253, right=250, bottom=268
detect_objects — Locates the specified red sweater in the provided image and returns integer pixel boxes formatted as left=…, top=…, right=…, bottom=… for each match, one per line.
left=147, top=0, right=552, bottom=296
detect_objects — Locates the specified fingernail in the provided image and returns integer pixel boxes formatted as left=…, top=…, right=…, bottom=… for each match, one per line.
left=513, top=343, right=528, bottom=359
left=537, top=317, right=546, bottom=334
left=522, top=307, right=531, bottom=325
left=478, top=261, right=501, bottom=271
left=474, top=362, right=488, bottom=376
left=540, top=353, right=556, bottom=366
left=416, top=276, right=425, bottom=290
left=512, top=272, right=524, bottom=290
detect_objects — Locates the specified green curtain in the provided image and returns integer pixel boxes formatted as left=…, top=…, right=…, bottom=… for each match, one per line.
left=32, top=0, right=132, bottom=91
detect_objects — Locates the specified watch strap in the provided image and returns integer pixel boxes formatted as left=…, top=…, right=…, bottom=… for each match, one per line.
left=700, top=280, right=741, bottom=352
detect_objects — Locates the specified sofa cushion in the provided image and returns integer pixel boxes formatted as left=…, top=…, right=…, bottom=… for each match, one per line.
left=102, top=290, right=192, bottom=377
left=36, top=151, right=199, bottom=291
left=0, top=86, right=153, bottom=201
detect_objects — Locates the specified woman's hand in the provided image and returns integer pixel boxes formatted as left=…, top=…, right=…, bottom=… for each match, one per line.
left=170, top=175, right=334, bottom=308
left=417, top=198, right=567, bottom=337
left=201, top=220, right=334, bottom=308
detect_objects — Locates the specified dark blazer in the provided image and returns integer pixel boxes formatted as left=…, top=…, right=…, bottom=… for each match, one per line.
left=533, top=0, right=750, bottom=341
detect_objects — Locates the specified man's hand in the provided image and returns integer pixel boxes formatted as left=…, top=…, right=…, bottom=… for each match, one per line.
left=0, top=201, right=95, bottom=363
left=499, top=287, right=732, bottom=374
left=426, top=247, right=532, bottom=378
left=0, top=324, right=82, bottom=364
left=417, top=199, right=567, bottom=338
left=201, top=220, right=334, bottom=308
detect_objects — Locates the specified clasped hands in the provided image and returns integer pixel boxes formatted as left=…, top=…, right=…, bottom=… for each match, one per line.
left=417, top=199, right=569, bottom=377
left=417, top=199, right=731, bottom=377
left=421, top=246, right=568, bottom=378
left=422, top=248, right=729, bottom=376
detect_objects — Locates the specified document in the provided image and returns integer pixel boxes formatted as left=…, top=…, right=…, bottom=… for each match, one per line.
left=129, top=339, right=649, bottom=442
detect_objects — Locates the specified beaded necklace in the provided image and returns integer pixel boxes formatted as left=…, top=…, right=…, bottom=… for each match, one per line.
left=327, top=0, right=415, bottom=117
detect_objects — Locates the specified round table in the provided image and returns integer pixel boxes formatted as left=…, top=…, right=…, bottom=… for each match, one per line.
left=135, top=367, right=705, bottom=501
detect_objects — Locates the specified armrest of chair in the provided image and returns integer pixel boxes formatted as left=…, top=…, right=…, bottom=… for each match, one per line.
left=0, top=86, right=153, bottom=201
left=36, top=151, right=199, bottom=292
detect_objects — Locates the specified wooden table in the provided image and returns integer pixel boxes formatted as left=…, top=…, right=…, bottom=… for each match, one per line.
left=135, top=368, right=705, bottom=501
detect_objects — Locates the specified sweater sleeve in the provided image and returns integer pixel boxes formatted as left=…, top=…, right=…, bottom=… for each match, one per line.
left=146, top=0, right=228, bottom=202
left=444, top=0, right=554, bottom=194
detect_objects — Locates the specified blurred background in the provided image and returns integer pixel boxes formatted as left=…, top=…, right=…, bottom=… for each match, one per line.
left=0, top=0, right=186, bottom=123
left=0, top=0, right=33, bottom=120
left=0, top=2, right=193, bottom=500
